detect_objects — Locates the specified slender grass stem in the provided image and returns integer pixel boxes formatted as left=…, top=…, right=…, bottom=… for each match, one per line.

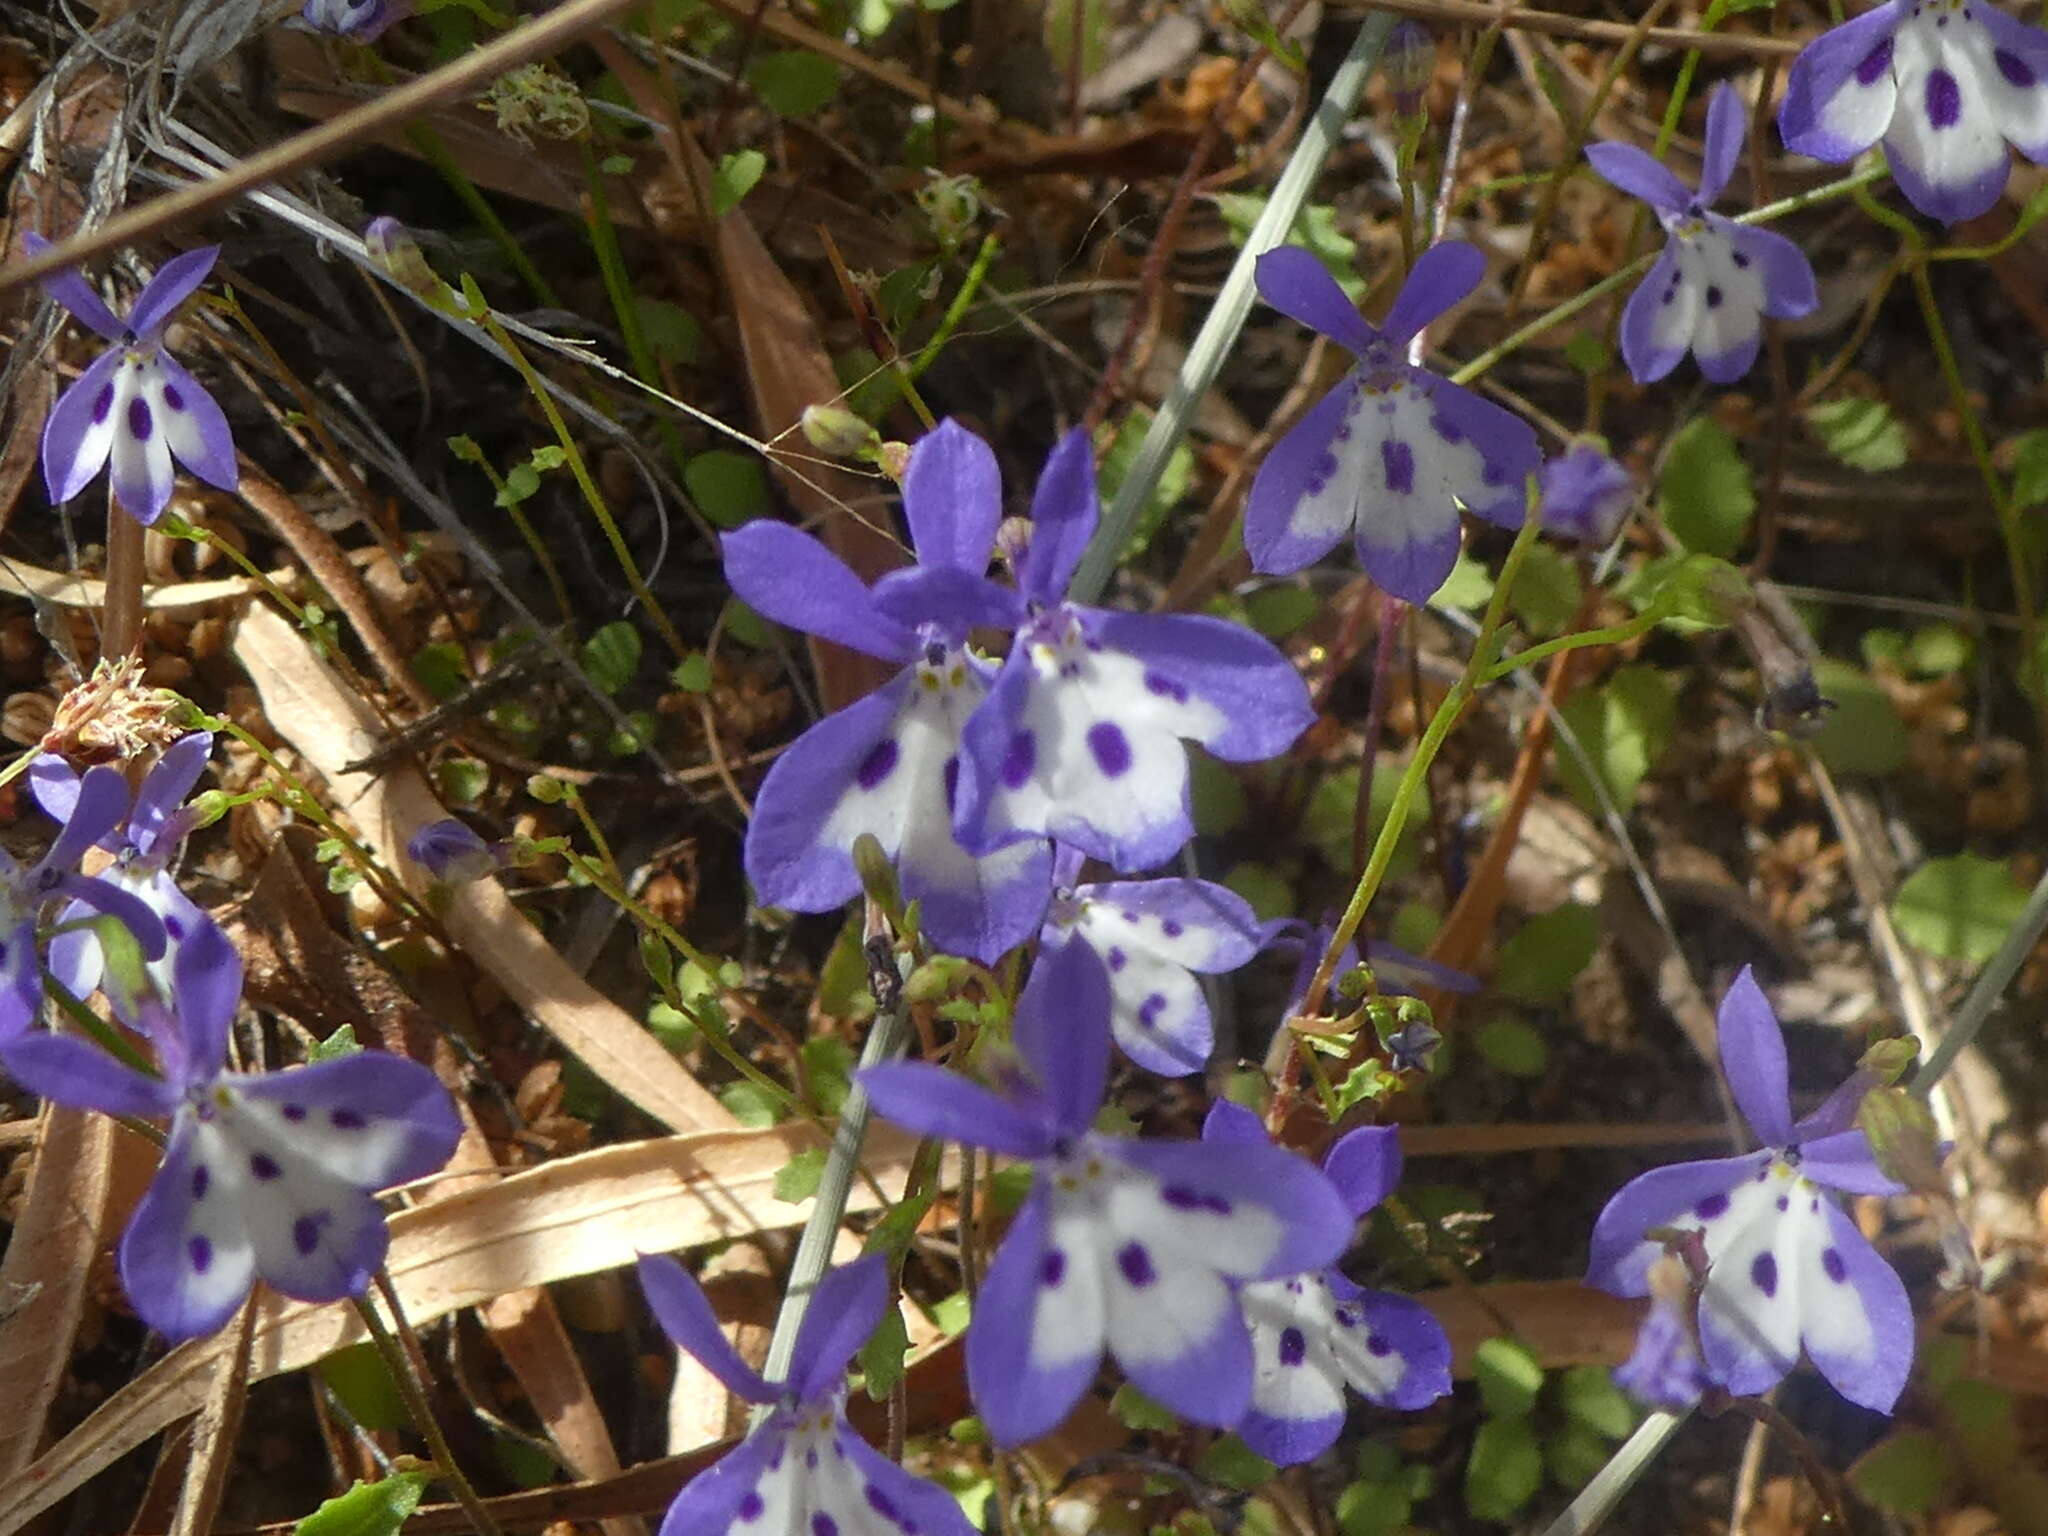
left=355, top=1279, right=504, bottom=1536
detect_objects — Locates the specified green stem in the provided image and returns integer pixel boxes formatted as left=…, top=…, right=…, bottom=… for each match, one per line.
left=908, top=234, right=1002, bottom=381
left=406, top=121, right=559, bottom=310
left=355, top=1281, right=504, bottom=1536
left=1482, top=611, right=1665, bottom=682
left=1916, top=863, right=2048, bottom=1092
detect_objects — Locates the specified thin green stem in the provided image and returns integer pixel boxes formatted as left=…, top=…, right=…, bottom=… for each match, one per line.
left=406, top=120, right=559, bottom=310
left=1916, top=864, right=2048, bottom=1092
left=908, top=234, right=1003, bottom=381
left=355, top=1281, right=504, bottom=1536
left=1482, top=611, right=1665, bottom=682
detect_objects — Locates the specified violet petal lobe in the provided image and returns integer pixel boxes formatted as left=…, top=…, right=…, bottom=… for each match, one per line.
left=108, top=364, right=176, bottom=525
left=857, top=1060, right=1054, bottom=1158
left=1253, top=246, right=1376, bottom=354
left=1801, top=1196, right=1914, bottom=1412
left=1200, top=1097, right=1267, bottom=1147
left=653, top=1430, right=784, bottom=1536
left=869, top=564, right=1024, bottom=637
left=785, top=1253, right=889, bottom=1403
left=900, top=418, right=1003, bottom=572
left=49, top=873, right=169, bottom=962
left=1012, top=936, right=1112, bottom=1137
left=1717, top=966, right=1794, bottom=1148
left=1779, top=1, right=1906, bottom=162
left=637, top=1252, right=777, bottom=1404
left=23, top=232, right=125, bottom=340
left=966, top=1181, right=1101, bottom=1445
left=1584, top=1150, right=1773, bottom=1297
left=153, top=354, right=239, bottom=493
left=1696, top=81, right=1749, bottom=207
left=26, top=753, right=84, bottom=833
left=837, top=1428, right=980, bottom=1536
left=127, top=247, right=221, bottom=342
left=129, top=731, right=214, bottom=854
left=1618, top=241, right=1692, bottom=385
left=1346, top=1287, right=1454, bottom=1409
left=1051, top=926, right=1210, bottom=1076
left=40, top=348, right=123, bottom=506
left=1972, top=0, right=2048, bottom=162
left=1585, top=141, right=1694, bottom=216
left=233, top=1054, right=463, bottom=1190
left=1237, top=1296, right=1347, bottom=1465
left=165, top=917, right=242, bottom=1087
left=1797, top=1127, right=1909, bottom=1196
left=1111, top=1134, right=1352, bottom=1280
left=0, top=1032, right=178, bottom=1118
left=1018, top=427, right=1099, bottom=603
left=900, top=811, right=1053, bottom=967
left=1883, top=11, right=2010, bottom=223
left=44, top=763, right=134, bottom=872
left=1379, top=240, right=1488, bottom=347
left=1408, top=370, right=1540, bottom=528
left=1087, top=610, right=1313, bottom=762
left=1111, top=1260, right=1254, bottom=1430
left=1728, top=222, right=1820, bottom=320
left=719, top=522, right=917, bottom=663
left=1244, top=372, right=1363, bottom=574
left=119, top=1117, right=257, bottom=1341
left=1321, top=1124, right=1403, bottom=1219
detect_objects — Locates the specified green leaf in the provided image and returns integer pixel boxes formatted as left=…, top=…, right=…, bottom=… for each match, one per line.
left=1111, top=1383, right=1179, bottom=1431
left=1305, top=763, right=1428, bottom=879
left=862, top=1190, right=936, bottom=1260
left=774, top=1146, right=828, bottom=1203
left=1903, top=621, right=1974, bottom=677
left=411, top=641, right=469, bottom=701
left=859, top=1303, right=910, bottom=1399
left=635, top=297, right=702, bottom=366
left=1220, top=861, right=1293, bottom=922
left=1043, top=0, right=1108, bottom=72
left=1564, top=332, right=1610, bottom=376
left=1494, top=903, right=1600, bottom=1003
left=1475, top=1016, right=1548, bottom=1078
left=712, top=149, right=766, bottom=215
left=581, top=621, right=642, bottom=695
left=1337, top=1477, right=1412, bottom=1536
left=1806, top=658, right=1906, bottom=776
left=672, top=652, right=713, bottom=692
left=1189, top=749, right=1247, bottom=836
left=1433, top=551, right=1494, bottom=610
left=719, top=1081, right=781, bottom=1128
left=1558, top=1363, right=1639, bottom=1439
left=931, top=1289, right=972, bottom=1337
left=747, top=50, right=840, bottom=116
left=722, top=598, right=775, bottom=649
left=599, top=152, right=634, bottom=175
left=1464, top=1415, right=1545, bottom=1521
left=1659, top=417, right=1754, bottom=558
left=1508, top=542, right=1580, bottom=638
left=1215, top=193, right=1363, bottom=298
left=1245, top=584, right=1318, bottom=638
left=1893, top=854, right=2030, bottom=965
left=1545, top=1419, right=1616, bottom=1491
left=801, top=1036, right=856, bottom=1116
left=1097, top=407, right=1194, bottom=563
left=495, top=461, right=542, bottom=507
left=2011, top=428, right=2048, bottom=508
left=1612, top=552, right=1740, bottom=634
left=1195, top=1436, right=1277, bottom=1492
left=1473, top=1335, right=1544, bottom=1419
left=292, top=1473, right=431, bottom=1536
left=315, top=1341, right=405, bottom=1432
left=309, top=1024, right=362, bottom=1063
left=987, top=1161, right=1034, bottom=1215
left=1806, top=395, right=1909, bottom=472
left=685, top=450, right=773, bottom=528
left=1554, top=666, right=1676, bottom=814
left=1849, top=1431, right=1952, bottom=1516
left=435, top=756, right=490, bottom=807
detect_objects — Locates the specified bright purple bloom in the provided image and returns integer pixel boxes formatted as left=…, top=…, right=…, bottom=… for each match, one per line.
left=884, top=429, right=1312, bottom=873
left=1538, top=444, right=1634, bottom=544
left=25, top=234, right=238, bottom=526
left=406, top=818, right=499, bottom=884
left=1781, top=0, right=2048, bottom=224
left=1613, top=1251, right=1710, bottom=1412
left=1585, top=967, right=1916, bottom=1413
left=1202, top=1102, right=1451, bottom=1464
left=1245, top=242, right=1541, bottom=604
left=1587, top=84, right=1818, bottom=385
left=0, top=763, right=167, bottom=1038
left=0, top=918, right=460, bottom=1340
left=32, top=733, right=211, bottom=1004
left=859, top=943, right=1351, bottom=1445
left=723, top=420, right=1052, bottom=963
left=1038, top=845, right=1264, bottom=1076
left=300, top=0, right=409, bottom=39
left=636, top=1253, right=974, bottom=1536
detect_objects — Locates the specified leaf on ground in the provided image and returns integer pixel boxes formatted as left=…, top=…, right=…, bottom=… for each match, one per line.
left=293, top=1472, right=431, bottom=1536
left=1806, top=395, right=1908, bottom=472
left=1659, top=417, right=1754, bottom=558
left=1806, top=658, right=1906, bottom=776
left=1893, top=854, right=2030, bottom=965
left=1554, top=665, right=1676, bottom=814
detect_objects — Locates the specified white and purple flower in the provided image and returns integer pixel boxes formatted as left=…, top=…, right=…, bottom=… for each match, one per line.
left=26, top=234, right=239, bottom=527
left=1781, top=0, right=2048, bottom=224
left=1586, top=967, right=1916, bottom=1413
left=407, top=817, right=501, bottom=885
left=1038, top=846, right=1265, bottom=1076
left=636, top=1253, right=974, bottom=1536
left=860, top=943, right=1351, bottom=1446
left=0, top=917, right=460, bottom=1339
left=1203, top=1101, right=1452, bottom=1465
left=1244, top=242, right=1541, bottom=604
left=723, top=420, right=1052, bottom=963
left=882, top=429, right=1312, bottom=874
left=1588, top=84, right=1819, bottom=385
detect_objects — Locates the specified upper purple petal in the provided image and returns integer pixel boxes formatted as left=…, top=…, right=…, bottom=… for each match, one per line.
left=1013, top=937, right=1110, bottom=1137
left=23, top=232, right=125, bottom=340
left=636, top=1254, right=775, bottom=1402
left=1586, top=141, right=1693, bottom=214
left=26, top=755, right=86, bottom=838
left=1017, top=428, right=1098, bottom=604
left=1254, top=246, right=1376, bottom=354
left=1717, top=966, right=1793, bottom=1149
left=1779, top=2, right=1906, bottom=163
left=1797, top=1127, right=1908, bottom=1196
left=1380, top=241, right=1487, bottom=347
left=39, top=765, right=132, bottom=875
left=1696, top=82, right=1748, bottom=207
left=127, top=247, right=221, bottom=342
left=719, top=522, right=916, bottom=662
left=165, top=915, right=241, bottom=1087
left=1201, top=1097, right=1269, bottom=1147
left=785, top=1253, right=889, bottom=1402
left=1321, top=1124, right=1402, bottom=1218
left=130, top=731, right=213, bottom=856
left=869, top=565, right=1025, bottom=636
left=857, top=1061, right=1054, bottom=1158
left=901, top=419, right=1003, bottom=572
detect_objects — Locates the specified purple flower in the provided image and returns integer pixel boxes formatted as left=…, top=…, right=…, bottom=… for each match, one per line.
left=0, top=763, right=167, bottom=1038
left=723, top=420, right=1052, bottom=963
left=1587, top=84, right=1818, bottom=385
left=0, top=918, right=460, bottom=1339
left=1613, top=1251, right=1710, bottom=1412
left=32, top=732, right=212, bottom=1004
left=859, top=943, right=1351, bottom=1445
left=1244, top=242, right=1541, bottom=604
left=1585, top=967, right=1916, bottom=1413
left=1202, top=1102, right=1451, bottom=1464
left=636, top=1253, right=975, bottom=1536
left=1781, top=0, right=2048, bottom=224
left=25, top=235, right=238, bottom=527
left=406, top=818, right=499, bottom=884
left=1538, top=444, right=1634, bottom=544
left=300, top=0, right=409, bottom=38
left=883, top=429, right=1312, bottom=873
left=1038, top=845, right=1265, bottom=1076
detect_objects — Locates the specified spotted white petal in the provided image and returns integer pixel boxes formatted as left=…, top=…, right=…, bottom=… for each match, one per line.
left=106, top=356, right=177, bottom=525
left=1885, top=3, right=2014, bottom=222
left=1238, top=1276, right=1351, bottom=1465
left=1061, top=886, right=1256, bottom=1075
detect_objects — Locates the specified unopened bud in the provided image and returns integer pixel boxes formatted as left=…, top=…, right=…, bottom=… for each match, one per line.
left=406, top=817, right=500, bottom=884
left=802, top=404, right=880, bottom=459
left=851, top=833, right=902, bottom=917
left=526, top=773, right=567, bottom=804
left=1387, top=22, right=1436, bottom=119
left=875, top=441, right=912, bottom=483
left=365, top=217, right=439, bottom=296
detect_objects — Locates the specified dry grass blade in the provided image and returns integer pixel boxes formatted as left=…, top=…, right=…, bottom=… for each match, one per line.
left=0, top=1123, right=943, bottom=1531
left=166, top=1297, right=256, bottom=1536
left=231, top=602, right=734, bottom=1134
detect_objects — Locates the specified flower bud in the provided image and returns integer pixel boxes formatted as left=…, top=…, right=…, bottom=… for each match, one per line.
left=406, top=818, right=500, bottom=884
left=801, top=404, right=880, bottom=459
left=1387, top=22, right=1436, bottom=120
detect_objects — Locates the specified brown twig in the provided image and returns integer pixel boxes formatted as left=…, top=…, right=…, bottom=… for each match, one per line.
left=1321, top=0, right=1800, bottom=57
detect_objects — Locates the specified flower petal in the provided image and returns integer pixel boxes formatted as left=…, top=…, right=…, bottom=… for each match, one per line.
left=127, top=247, right=220, bottom=341
left=1696, top=82, right=1749, bottom=207
left=160, top=916, right=240, bottom=1084
left=654, top=1429, right=785, bottom=1536
left=719, top=522, right=916, bottom=662
left=1013, top=935, right=1111, bottom=1134
left=1885, top=14, right=2013, bottom=223
left=1726, top=222, right=1819, bottom=320
left=233, top=1053, right=462, bottom=1189
left=1086, top=610, right=1314, bottom=762
left=1614, top=1297, right=1707, bottom=1411
left=151, top=356, right=238, bottom=492
left=1693, top=1162, right=1820, bottom=1397
left=869, top=565, right=1025, bottom=638
left=1410, top=371, right=1540, bottom=529
left=1245, top=373, right=1364, bottom=574
left=966, top=1181, right=1103, bottom=1445
left=1321, top=1124, right=1402, bottom=1219
left=1717, top=966, right=1793, bottom=1148
left=1018, top=427, right=1098, bottom=603
left=786, top=1254, right=889, bottom=1403
left=1237, top=1277, right=1347, bottom=1465
left=1254, top=246, right=1375, bottom=353
left=1618, top=242, right=1694, bottom=385
left=1109, top=1250, right=1252, bottom=1429
left=1797, top=1127, right=1907, bottom=1196
left=1110, top=1134, right=1351, bottom=1280
left=901, top=812, right=1052, bottom=965
left=1201, top=1098, right=1268, bottom=1146
left=1336, top=1286, right=1454, bottom=1409
left=40, top=347, right=122, bottom=506
left=1779, top=1, right=1905, bottom=162
left=1968, top=0, right=2048, bottom=161
left=42, top=763, right=132, bottom=872
left=901, top=418, right=1002, bottom=572
left=129, top=731, right=214, bottom=855
left=108, top=362, right=176, bottom=525
left=636, top=1252, right=776, bottom=1404
left=837, top=1425, right=981, bottom=1536
left=23, top=233, right=124, bottom=339
left=1800, top=1197, right=1914, bottom=1412
left=119, top=1116, right=257, bottom=1340
left=858, top=1061, right=1053, bottom=1158
left=0, top=920, right=43, bottom=1037
left=49, top=872, right=169, bottom=964
left=1380, top=241, right=1487, bottom=347
left=26, top=754, right=82, bottom=830
left=0, top=1032, right=176, bottom=1116
left=1050, top=924, right=1209, bottom=1075
left=1584, top=1150, right=1772, bottom=1297
left=1585, top=141, right=1693, bottom=213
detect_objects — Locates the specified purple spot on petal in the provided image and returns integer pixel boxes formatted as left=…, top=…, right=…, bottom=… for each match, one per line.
left=282, top=1104, right=306, bottom=1122
left=813, top=1516, right=838, bottom=1536
left=250, top=1153, right=281, bottom=1181
left=332, top=1108, right=365, bottom=1130
left=1927, top=68, right=1962, bottom=129
left=127, top=398, right=152, bottom=441
left=1136, top=992, right=1166, bottom=1029
left=1823, top=1247, right=1847, bottom=1284
left=805, top=1448, right=818, bottom=1470
left=293, top=1214, right=321, bottom=1255
left=1997, top=48, right=2035, bottom=87
left=1117, top=1241, right=1156, bottom=1288
left=1162, top=919, right=1183, bottom=937
left=191, top=1164, right=210, bottom=1200
left=943, top=756, right=960, bottom=814
left=856, top=738, right=899, bottom=791
left=1041, top=1249, right=1066, bottom=1288
left=1334, top=1307, right=1358, bottom=1329
left=1706, top=286, right=1723, bottom=309
left=1776, top=1195, right=1789, bottom=1212
left=1279, top=1327, right=1307, bottom=1367
left=1087, top=721, right=1132, bottom=778
left=1732, top=251, right=1752, bottom=270
left=738, top=1492, right=764, bottom=1522
left=1106, top=947, right=1126, bottom=972
left=1856, top=38, right=1893, bottom=87
left=164, top=914, right=185, bottom=941
left=1367, top=1334, right=1393, bottom=1357
left=1162, top=1185, right=1231, bottom=1215
left=1381, top=438, right=1417, bottom=496
left=1751, top=1252, right=1778, bottom=1298
left=866, top=1485, right=901, bottom=1521
left=189, top=1235, right=212, bottom=1272
left=1000, top=729, right=1035, bottom=789
left=163, top=381, right=185, bottom=411
left=1144, top=670, right=1190, bottom=704
left=92, top=384, right=115, bottom=424
left=1696, top=1193, right=1729, bottom=1220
